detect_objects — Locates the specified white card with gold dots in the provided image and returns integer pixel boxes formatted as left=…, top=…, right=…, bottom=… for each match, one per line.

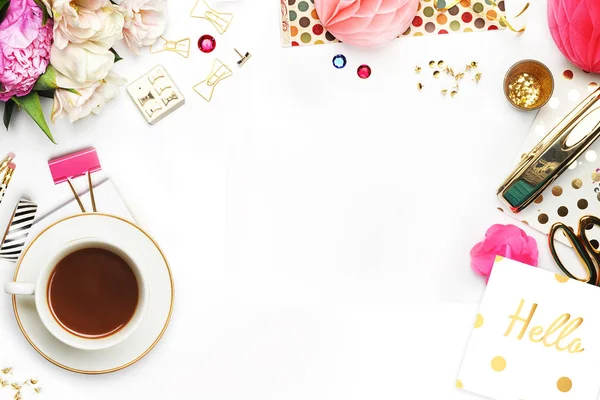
left=457, top=257, right=600, bottom=400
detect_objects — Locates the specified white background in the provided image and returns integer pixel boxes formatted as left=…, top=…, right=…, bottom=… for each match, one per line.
left=0, top=0, right=588, bottom=398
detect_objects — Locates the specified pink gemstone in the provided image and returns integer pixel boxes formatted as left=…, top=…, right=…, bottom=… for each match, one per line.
left=198, top=35, right=216, bottom=53
left=357, top=64, right=371, bottom=79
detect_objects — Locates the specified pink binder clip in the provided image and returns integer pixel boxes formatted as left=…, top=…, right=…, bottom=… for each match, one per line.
left=48, top=148, right=102, bottom=213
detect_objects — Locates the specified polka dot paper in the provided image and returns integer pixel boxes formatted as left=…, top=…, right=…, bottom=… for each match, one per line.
left=458, top=258, right=600, bottom=400
left=280, top=0, right=507, bottom=47
left=500, top=64, right=600, bottom=246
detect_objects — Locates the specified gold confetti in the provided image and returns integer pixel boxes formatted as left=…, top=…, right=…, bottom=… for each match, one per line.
left=471, top=61, right=478, bottom=68
left=473, top=73, right=482, bottom=83
left=29, top=379, right=37, bottom=385
left=455, top=72, right=465, bottom=81
left=438, top=60, right=445, bottom=68
left=14, top=393, right=21, bottom=400
left=441, top=89, right=448, bottom=96
left=429, top=60, right=435, bottom=68
left=2, top=368, right=13, bottom=375
left=508, top=72, right=542, bottom=108
left=415, top=66, right=422, bottom=73
left=417, top=82, right=424, bottom=91
left=33, top=388, right=41, bottom=394
left=433, top=70, right=440, bottom=78
left=11, top=383, right=21, bottom=391
left=451, top=90, right=458, bottom=98
left=465, top=64, right=472, bottom=71
left=445, top=66, right=455, bottom=76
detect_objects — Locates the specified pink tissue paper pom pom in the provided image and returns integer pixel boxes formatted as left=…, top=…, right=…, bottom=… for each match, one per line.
left=470, top=224, right=538, bottom=283
left=548, top=0, right=600, bottom=73
left=0, top=0, right=53, bottom=102
left=315, top=0, right=419, bottom=48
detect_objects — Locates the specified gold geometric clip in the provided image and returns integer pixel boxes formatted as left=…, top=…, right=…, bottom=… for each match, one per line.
left=190, top=0, right=233, bottom=34
left=150, top=36, right=191, bottom=58
left=192, top=59, right=233, bottom=102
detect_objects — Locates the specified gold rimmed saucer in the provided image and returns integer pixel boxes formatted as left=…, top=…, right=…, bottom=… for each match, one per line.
left=11, top=213, right=174, bottom=374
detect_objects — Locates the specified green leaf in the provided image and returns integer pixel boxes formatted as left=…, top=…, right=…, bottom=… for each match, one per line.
left=37, top=90, right=55, bottom=99
left=63, top=88, right=80, bottom=95
left=3, top=100, right=15, bottom=130
left=33, top=65, right=57, bottom=91
left=110, top=48, right=123, bottom=63
left=33, top=0, right=50, bottom=25
left=0, top=0, right=10, bottom=23
left=12, top=92, right=55, bottom=144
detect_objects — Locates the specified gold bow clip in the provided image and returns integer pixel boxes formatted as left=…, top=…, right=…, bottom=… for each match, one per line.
left=193, top=59, right=233, bottom=102
left=150, top=36, right=191, bottom=58
left=190, top=0, right=233, bottom=34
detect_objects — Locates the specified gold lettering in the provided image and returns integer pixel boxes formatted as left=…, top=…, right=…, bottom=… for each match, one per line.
left=504, top=299, right=537, bottom=339
left=504, top=300, right=585, bottom=354
left=543, top=313, right=570, bottom=348
left=528, top=325, right=544, bottom=342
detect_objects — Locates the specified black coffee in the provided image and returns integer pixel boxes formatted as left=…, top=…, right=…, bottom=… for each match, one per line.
left=47, top=248, right=139, bottom=338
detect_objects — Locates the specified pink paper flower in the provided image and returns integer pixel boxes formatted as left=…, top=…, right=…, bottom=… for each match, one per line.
left=0, top=0, right=53, bottom=102
left=470, top=224, right=538, bottom=282
left=315, top=0, right=419, bottom=48
left=548, top=0, right=600, bottom=73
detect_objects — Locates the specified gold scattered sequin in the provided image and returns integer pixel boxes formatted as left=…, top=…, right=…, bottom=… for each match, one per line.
left=557, top=377, right=572, bottom=393
left=415, top=66, right=422, bottom=73
left=578, top=199, right=588, bottom=210
left=497, top=207, right=504, bottom=212
left=445, top=66, right=455, bottom=76
left=429, top=60, right=435, bottom=68
left=538, top=213, right=549, bottom=224
left=451, top=90, right=458, bottom=98
left=29, top=379, right=37, bottom=385
left=592, top=170, right=600, bottom=182
left=441, top=89, right=448, bottom=95
left=563, top=70, right=574, bottom=80
left=11, top=384, right=21, bottom=390
left=455, top=72, right=465, bottom=81
left=33, top=388, right=41, bottom=394
left=2, top=368, right=13, bottom=375
left=552, top=186, right=563, bottom=196
left=433, top=70, right=440, bottom=78
left=417, top=82, right=424, bottom=91
left=473, top=73, right=482, bottom=83
left=470, top=61, right=478, bottom=68
left=572, top=178, right=583, bottom=189
left=438, top=60, right=445, bottom=68
left=507, top=72, right=542, bottom=109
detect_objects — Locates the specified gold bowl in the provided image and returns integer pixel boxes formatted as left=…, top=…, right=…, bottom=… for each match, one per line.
left=504, top=59, right=554, bottom=111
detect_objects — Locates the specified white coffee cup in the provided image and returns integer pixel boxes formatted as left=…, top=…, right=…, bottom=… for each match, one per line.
left=4, top=238, right=148, bottom=351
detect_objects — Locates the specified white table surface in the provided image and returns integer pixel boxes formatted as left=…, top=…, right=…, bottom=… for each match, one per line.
left=0, top=0, right=588, bottom=398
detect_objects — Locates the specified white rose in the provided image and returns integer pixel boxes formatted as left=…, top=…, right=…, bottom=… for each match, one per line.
left=118, top=0, right=167, bottom=54
left=51, top=41, right=114, bottom=84
left=50, top=0, right=124, bottom=50
left=51, top=71, right=126, bottom=123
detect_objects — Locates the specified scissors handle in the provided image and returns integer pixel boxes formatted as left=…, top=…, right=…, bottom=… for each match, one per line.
left=549, top=222, right=598, bottom=284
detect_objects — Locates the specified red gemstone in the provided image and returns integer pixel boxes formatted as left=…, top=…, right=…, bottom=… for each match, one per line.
left=357, top=64, right=371, bottom=79
left=198, top=35, right=216, bottom=53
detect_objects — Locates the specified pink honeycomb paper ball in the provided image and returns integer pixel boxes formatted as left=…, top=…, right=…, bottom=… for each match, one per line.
left=315, top=0, right=419, bottom=48
left=548, top=0, right=600, bottom=73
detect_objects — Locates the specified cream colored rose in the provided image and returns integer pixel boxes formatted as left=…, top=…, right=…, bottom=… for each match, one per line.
left=50, top=41, right=114, bottom=84
left=119, top=0, right=167, bottom=54
left=50, top=0, right=124, bottom=49
left=51, top=71, right=125, bottom=123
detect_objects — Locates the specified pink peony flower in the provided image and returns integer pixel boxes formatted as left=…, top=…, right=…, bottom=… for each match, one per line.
left=0, top=0, right=53, bottom=102
left=470, top=224, right=538, bottom=283
left=315, top=0, right=419, bottom=48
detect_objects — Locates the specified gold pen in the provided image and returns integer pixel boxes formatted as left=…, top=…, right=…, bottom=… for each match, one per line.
left=0, top=163, right=16, bottom=204
left=498, top=87, right=600, bottom=213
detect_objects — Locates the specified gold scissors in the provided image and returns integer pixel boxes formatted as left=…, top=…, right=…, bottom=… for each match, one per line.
left=549, top=215, right=600, bottom=285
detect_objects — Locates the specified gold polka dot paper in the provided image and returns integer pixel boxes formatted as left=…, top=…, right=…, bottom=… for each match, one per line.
left=500, top=64, right=600, bottom=246
left=457, top=258, right=600, bottom=399
left=280, top=0, right=507, bottom=46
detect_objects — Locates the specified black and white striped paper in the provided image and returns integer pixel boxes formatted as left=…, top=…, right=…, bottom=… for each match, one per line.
left=0, top=199, right=37, bottom=262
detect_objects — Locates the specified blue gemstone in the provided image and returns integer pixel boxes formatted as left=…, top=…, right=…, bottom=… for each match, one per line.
left=332, top=54, right=347, bottom=69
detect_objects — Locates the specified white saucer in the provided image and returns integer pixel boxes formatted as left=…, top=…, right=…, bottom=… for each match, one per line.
left=10, top=213, right=174, bottom=374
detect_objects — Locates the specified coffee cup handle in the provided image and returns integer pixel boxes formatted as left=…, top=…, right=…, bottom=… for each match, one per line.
left=4, top=282, right=35, bottom=295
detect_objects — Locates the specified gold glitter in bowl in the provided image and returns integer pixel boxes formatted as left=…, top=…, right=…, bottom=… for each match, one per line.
left=504, top=60, right=554, bottom=111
